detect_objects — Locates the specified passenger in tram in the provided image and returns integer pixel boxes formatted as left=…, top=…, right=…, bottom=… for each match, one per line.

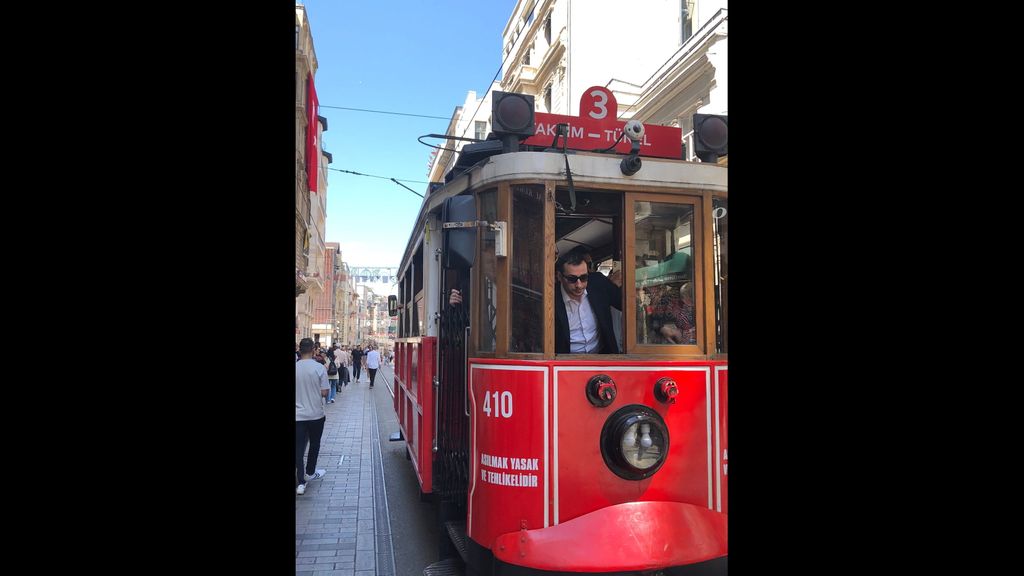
left=448, top=245, right=624, bottom=353
left=449, top=288, right=463, bottom=306
left=650, top=281, right=696, bottom=345
left=555, top=247, right=622, bottom=354
left=568, top=246, right=625, bottom=350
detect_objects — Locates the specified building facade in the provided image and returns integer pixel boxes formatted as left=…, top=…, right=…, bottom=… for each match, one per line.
left=296, top=4, right=316, bottom=302
left=430, top=0, right=727, bottom=173
left=312, top=243, right=340, bottom=346
left=296, top=4, right=332, bottom=342
left=335, top=259, right=357, bottom=345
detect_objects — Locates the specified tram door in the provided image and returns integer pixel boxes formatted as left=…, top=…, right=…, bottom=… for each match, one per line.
left=435, top=196, right=475, bottom=556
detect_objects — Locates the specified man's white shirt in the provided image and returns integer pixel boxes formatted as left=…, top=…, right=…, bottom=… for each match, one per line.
left=561, top=284, right=599, bottom=353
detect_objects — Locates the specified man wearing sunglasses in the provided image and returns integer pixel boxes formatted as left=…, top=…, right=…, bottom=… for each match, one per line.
left=555, top=246, right=622, bottom=354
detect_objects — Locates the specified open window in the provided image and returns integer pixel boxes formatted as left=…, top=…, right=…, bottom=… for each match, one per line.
left=553, top=188, right=624, bottom=355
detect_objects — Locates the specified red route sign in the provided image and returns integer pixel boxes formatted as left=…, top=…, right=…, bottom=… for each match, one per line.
left=522, top=86, right=683, bottom=159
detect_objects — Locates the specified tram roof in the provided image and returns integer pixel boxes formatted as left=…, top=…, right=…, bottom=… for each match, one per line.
left=399, top=150, right=726, bottom=274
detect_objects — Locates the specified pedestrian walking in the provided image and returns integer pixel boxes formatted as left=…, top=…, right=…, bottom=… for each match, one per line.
left=339, top=347, right=351, bottom=387
left=326, top=356, right=340, bottom=403
left=351, top=345, right=363, bottom=383
left=366, top=345, right=381, bottom=388
left=295, top=337, right=329, bottom=495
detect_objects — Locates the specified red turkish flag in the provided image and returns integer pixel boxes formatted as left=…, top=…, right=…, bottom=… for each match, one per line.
left=307, top=74, right=319, bottom=193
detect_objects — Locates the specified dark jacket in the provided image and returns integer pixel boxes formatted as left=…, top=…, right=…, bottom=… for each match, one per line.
left=554, top=272, right=622, bottom=354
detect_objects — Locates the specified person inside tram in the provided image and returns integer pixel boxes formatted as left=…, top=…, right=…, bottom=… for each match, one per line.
left=649, top=281, right=696, bottom=345
left=449, top=288, right=463, bottom=306
left=555, top=246, right=622, bottom=354
left=448, top=245, right=624, bottom=353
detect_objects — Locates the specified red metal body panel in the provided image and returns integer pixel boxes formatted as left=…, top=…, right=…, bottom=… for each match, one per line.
left=465, top=358, right=727, bottom=572
left=468, top=363, right=549, bottom=548
left=492, top=501, right=727, bottom=571
left=394, top=338, right=436, bottom=494
left=553, top=363, right=713, bottom=526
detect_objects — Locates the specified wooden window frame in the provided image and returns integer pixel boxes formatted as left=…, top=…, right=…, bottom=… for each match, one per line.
left=624, top=191, right=706, bottom=357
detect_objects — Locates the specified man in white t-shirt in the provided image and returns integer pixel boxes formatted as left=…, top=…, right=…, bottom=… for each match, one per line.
left=296, top=338, right=330, bottom=496
left=366, top=346, right=381, bottom=388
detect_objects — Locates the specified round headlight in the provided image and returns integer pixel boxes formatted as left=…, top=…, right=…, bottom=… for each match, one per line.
left=600, top=405, right=669, bottom=480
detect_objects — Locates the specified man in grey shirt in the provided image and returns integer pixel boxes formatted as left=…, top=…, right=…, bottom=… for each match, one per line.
left=296, top=337, right=329, bottom=495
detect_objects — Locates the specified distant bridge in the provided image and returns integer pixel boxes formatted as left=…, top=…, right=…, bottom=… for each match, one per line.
left=346, top=266, right=399, bottom=284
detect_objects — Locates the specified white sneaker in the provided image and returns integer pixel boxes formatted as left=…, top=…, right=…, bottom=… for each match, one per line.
left=296, top=484, right=306, bottom=495
left=305, top=469, right=326, bottom=481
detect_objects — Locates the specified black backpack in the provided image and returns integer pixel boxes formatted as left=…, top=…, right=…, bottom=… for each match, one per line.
left=327, top=360, right=338, bottom=376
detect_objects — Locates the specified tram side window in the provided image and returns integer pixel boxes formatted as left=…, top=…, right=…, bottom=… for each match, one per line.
left=398, top=274, right=409, bottom=338
left=398, top=279, right=406, bottom=338
left=511, top=185, right=544, bottom=353
left=413, top=245, right=424, bottom=336
left=478, top=189, right=498, bottom=352
left=634, top=202, right=696, bottom=345
left=403, top=268, right=413, bottom=337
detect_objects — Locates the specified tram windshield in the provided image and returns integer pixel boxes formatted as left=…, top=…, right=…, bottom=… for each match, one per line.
left=412, top=154, right=727, bottom=359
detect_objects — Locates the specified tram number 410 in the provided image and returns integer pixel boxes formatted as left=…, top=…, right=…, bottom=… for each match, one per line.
left=482, top=390, right=513, bottom=418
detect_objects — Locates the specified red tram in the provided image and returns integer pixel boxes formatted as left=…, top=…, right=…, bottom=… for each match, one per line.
left=389, top=89, right=727, bottom=575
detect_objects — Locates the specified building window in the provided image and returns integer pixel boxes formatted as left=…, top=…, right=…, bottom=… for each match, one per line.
left=475, top=121, right=488, bottom=141
left=522, top=49, right=530, bottom=66
left=544, top=13, right=551, bottom=44
left=544, top=84, right=552, bottom=113
left=682, top=1, right=694, bottom=44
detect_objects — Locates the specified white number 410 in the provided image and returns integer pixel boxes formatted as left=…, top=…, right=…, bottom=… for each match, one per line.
left=483, top=390, right=513, bottom=418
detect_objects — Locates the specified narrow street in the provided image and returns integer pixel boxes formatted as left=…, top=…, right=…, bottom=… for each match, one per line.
left=297, top=362, right=441, bottom=576
left=371, top=364, right=442, bottom=576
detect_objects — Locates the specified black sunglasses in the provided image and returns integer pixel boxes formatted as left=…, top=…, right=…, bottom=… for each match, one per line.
left=562, top=273, right=589, bottom=284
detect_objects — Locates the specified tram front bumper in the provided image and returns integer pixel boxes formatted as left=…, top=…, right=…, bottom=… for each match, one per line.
left=492, top=501, right=727, bottom=573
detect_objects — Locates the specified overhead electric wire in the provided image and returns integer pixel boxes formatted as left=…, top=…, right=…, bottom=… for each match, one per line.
left=329, top=167, right=427, bottom=185
left=328, top=168, right=427, bottom=199
left=318, top=104, right=450, bottom=120
left=322, top=49, right=516, bottom=183
left=390, top=178, right=424, bottom=198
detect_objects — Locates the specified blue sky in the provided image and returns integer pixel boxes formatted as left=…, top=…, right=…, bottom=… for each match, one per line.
left=300, top=0, right=519, bottom=283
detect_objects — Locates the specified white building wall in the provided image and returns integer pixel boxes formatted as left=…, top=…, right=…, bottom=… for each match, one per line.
left=565, top=0, right=682, bottom=116
left=499, top=0, right=726, bottom=162
left=431, top=0, right=726, bottom=180
left=502, top=0, right=681, bottom=113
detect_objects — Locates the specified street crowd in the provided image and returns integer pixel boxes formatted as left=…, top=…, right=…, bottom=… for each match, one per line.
left=294, top=339, right=393, bottom=495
